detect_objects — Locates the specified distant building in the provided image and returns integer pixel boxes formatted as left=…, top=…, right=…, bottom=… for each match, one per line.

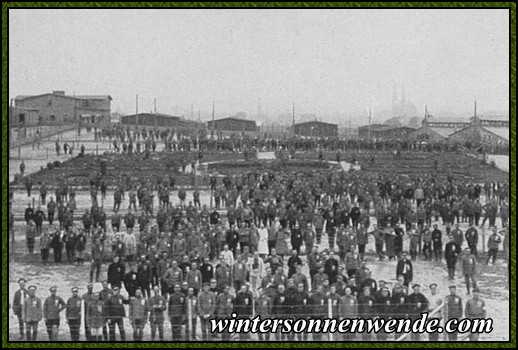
left=9, top=106, right=40, bottom=127
left=358, top=124, right=417, bottom=140
left=449, top=115, right=509, bottom=147
left=294, top=121, right=338, bottom=137
left=121, top=113, right=181, bottom=127
left=391, top=84, right=418, bottom=118
left=14, top=91, right=112, bottom=124
left=407, top=115, right=470, bottom=141
left=207, top=117, right=258, bottom=132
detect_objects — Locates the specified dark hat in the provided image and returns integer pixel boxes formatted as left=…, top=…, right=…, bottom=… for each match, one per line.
left=378, top=280, right=386, bottom=284
left=412, top=284, right=421, bottom=289
left=363, top=286, right=371, bottom=291
left=113, top=286, right=120, bottom=291
left=28, top=285, right=37, bottom=291
left=449, top=285, right=457, bottom=289
left=202, top=282, right=210, bottom=288
left=429, top=283, right=438, bottom=288
left=49, top=286, right=57, bottom=292
left=71, top=287, right=79, bottom=292
left=18, top=278, right=27, bottom=283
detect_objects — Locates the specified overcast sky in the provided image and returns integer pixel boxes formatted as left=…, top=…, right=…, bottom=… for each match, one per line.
left=9, top=9, right=509, bottom=121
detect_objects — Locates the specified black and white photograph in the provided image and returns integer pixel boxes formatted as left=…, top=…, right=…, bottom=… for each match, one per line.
left=7, top=7, right=510, bottom=342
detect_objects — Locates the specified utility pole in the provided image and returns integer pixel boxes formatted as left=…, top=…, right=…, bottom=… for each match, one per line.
left=212, top=100, right=215, bottom=139
left=367, top=107, right=372, bottom=140
left=292, top=102, right=295, bottom=137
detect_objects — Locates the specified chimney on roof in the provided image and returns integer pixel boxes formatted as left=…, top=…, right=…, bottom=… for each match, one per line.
left=53, top=91, right=65, bottom=95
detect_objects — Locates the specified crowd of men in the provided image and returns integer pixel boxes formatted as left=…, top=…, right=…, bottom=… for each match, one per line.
left=11, top=158, right=509, bottom=342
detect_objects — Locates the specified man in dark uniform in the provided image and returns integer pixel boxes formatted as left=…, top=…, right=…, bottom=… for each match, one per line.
left=168, top=284, right=186, bottom=341
left=43, top=286, right=66, bottom=341
left=106, top=286, right=127, bottom=341
left=65, top=287, right=82, bottom=341
left=12, top=278, right=29, bottom=340
left=444, top=285, right=463, bottom=341
left=310, top=284, right=327, bottom=341
left=149, top=285, right=167, bottom=341
left=445, top=235, right=462, bottom=280
left=233, top=283, right=254, bottom=341
left=406, top=284, right=428, bottom=341
left=375, top=286, right=392, bottom=341
left=357, top=286, right=376, bottom=341
left=396, top=252, right=413, bottom=287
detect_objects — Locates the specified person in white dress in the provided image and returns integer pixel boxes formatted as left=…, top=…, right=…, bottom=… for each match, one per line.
left=258, top=222, right=269, bottom=257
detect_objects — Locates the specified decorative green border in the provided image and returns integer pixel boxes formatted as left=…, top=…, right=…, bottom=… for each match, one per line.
left=1, top=2, right=515, bottom=348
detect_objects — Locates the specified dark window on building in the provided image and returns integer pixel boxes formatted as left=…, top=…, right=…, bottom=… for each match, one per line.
left=82, top=100, right=89, bottom=108
left=18, top=113, right=25, bottom=125
left=50, top=115, right=56, bottom=122
left=47, top=100, right=52, bottom=106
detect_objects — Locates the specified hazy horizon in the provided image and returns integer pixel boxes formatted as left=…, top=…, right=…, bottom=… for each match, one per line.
left=9, top=9, right=509, bottom=124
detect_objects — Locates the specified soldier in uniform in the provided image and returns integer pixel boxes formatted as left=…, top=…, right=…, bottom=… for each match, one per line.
left=255, top=288, right=273, bottom=341
left=12, top=278, right=28, bottom=340
left=149, top=285, right=167, bottom=341
left=486, top=227, right=502, bottom=265
left=465, top=224, right=479, bottom=257
left=339, top=286, right=358, bottom=341
left=444, top=235, right=462, bottom=280
left=233, top=283, right=254, bottom=341
left=197, top=282, right=216, bottom=341
left=65, top=287, right=82, bottom=341
left=168, top=284, right=186, bottom=341
left=465, top=288, right=486, bottom=341
left=43, top=286, right=66, bottom=341
left=90, top=238, right=104, bottom=283
left=375, top=286, right=392, bottom=341
left=461, top=248, right=478, bottom=295
left=357, top=286, right=376, bottom=341
left=24, top=285, right=42, bottom=341
left=82, top=283, right=95, bottom=340
left=444, top=285, right=463, bottom=341
left=106, top=286, right=127, bottom=341
left=215, top=284, right=234, bottom=341
left=129, top=288, right=149, bottom=341
left=87, top=292, right=105, bottom=342
left=406, top=284, right=428, bottom=341
left=310, top=284, right=327, bottom=341
left=426, top=283, right=443, bottom=341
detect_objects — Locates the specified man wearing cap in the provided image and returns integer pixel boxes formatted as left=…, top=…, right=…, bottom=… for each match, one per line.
left=24, top=285, right=42, bottom=341
left=358, top=286, right=376, bottom=341
left=149, top=285, right=167, bottom=341
left=233, top=283, right=254, bottom=340
left=215, top=284, right=234, bottom=341
left=90, top=238, right=104, bottom=283
left=339, top=286, right=358, bottom=341
left=99, top=280, right=114, bottom=340
left=197, top=282, right=216, bottom=341
left=82, top=283, right=95, bottom=341
left=129, top=288, right=149, bottom=341
left=360, top=270, right=378, bottom=294
left=461, top=247, right=478, bottom=295
left=444, top=285, right=463, bottom=341
left=13, top=278, right=28, bottom=340
left=376, top=287, right=392, bottom=341
left=87, top=292, right=105, bottom=341
left=124, top=264, right=140, bottom=298
left=43, top=286, right=66, bottom=341
left=105, top=286, right=127, bottom=341
left=427, top=283, right=443, bottom=341
left=186, top=262, right=203, bottom=296
left=406, top=284, right=428, bottom=341
left=168, top=284, right=186, bottom=341
left=391, top=283, right=408, bottom=340
left=65, top=287, right=82, bottom=341
left=465, top=289, right=486, bottom=341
